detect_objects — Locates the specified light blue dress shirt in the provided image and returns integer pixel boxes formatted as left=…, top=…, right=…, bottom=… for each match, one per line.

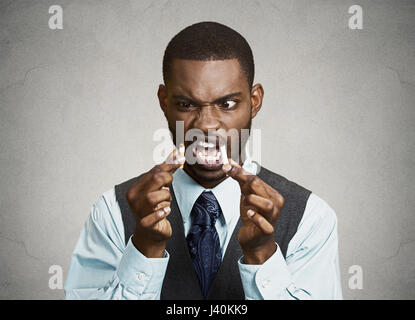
left=64, top=160, right=342, bottom=300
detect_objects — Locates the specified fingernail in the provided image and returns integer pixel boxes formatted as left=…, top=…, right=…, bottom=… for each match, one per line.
left=223, top=164, right=232, bottom=172
left=247, top=209, right=255, bottom=217
left=163, top=207, right=171, bottom=214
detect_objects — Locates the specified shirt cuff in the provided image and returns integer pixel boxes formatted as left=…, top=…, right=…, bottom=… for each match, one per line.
left=116, top=237, right=169, bottom=296
left=238, top=243, right=293, bottom=300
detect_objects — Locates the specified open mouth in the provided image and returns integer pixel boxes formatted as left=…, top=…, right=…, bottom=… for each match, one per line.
left=191, top=139, right=227, bottom=170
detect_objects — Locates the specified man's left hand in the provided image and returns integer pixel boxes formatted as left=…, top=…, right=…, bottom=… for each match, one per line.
left=223, top=160, right=285, bottom=264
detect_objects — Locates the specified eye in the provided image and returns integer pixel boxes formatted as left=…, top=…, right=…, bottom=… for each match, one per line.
left=221, top=100, right=238, bottom=109
left=176, top=101, right=194, bottom=109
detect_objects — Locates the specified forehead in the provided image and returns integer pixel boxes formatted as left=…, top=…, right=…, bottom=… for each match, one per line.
left=167, top=58, right=249, bottom=100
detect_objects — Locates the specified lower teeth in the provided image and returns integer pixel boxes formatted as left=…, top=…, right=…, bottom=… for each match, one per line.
left=198, top=151, right=221, bottom=164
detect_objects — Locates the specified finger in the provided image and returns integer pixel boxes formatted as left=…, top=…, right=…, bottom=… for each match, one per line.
left=222, top=158, right=253, bottom=185
left=126, top=172, right=173, bottom=212
left=145, top=189, right=172, bottom=207
left=157, top=146, right=186, bottom=173
left=247, top=176, right=285, bottom=209
left=140, top=206, right=171, bottom=228
left=246, top=209, right=274, bottom=235
left=153, top=201, right=170, bottom=211
left=223, top=159, right=269, bottom=197
left=146, top=171, right=174, bottom=192
left=244, top=194, right=275, bottom=220
left=270, top=189, right=285, bottom=209
left=126, top=148, right=183, bottom=206
left=245, top=176, right=269, bottom=198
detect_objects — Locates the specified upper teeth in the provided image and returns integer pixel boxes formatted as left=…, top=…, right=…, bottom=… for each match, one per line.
left=198, top=141, right=216, bottom=148
left=198, top=151, right=221, bottom=162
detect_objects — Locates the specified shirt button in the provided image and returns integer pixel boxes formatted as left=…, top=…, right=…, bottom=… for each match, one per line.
left=137, top=273, right=146, bottom=281
left=261, top=279, right=270, bottom=288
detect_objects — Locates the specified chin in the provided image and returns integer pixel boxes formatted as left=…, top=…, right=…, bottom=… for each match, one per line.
left=187, top=163, right=227, bottom=183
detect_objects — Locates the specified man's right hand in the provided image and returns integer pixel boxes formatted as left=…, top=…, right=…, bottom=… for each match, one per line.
left=126, top=148, right=185, bottom=258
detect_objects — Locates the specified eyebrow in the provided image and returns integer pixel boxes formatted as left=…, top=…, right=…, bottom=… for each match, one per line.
left=172, top=92, right=242, bottom=105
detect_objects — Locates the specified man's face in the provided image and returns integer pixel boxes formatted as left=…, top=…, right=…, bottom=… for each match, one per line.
left=158, top=58, right=263, bottom=188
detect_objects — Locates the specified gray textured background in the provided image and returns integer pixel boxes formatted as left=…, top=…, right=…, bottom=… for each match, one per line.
left=1, top=0, right=414, bottom=299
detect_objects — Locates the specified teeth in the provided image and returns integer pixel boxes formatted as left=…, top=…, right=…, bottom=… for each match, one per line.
left=197, top=151, right=222, bottom=163
left=220, top=145, right=228, bottom=164
left=198, top=141, right=216, bottom=148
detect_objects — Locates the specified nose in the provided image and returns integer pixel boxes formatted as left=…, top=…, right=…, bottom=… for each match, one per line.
left=192, top=104, right=221, bottom=135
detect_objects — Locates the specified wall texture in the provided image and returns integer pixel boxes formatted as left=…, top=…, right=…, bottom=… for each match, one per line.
left=0, top=0, right=414, bottom=299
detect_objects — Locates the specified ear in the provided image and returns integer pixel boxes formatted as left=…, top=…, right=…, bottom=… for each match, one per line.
left=157, top=84, right=168, bottom=117
left=250, top=83, right=264, bottom=119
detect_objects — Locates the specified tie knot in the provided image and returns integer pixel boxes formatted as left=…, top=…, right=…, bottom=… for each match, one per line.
left=191, top=191, right=221, bottom=227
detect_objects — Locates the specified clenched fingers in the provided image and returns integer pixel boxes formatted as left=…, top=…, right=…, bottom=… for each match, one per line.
left=244, top=194, right=276, bottom=221
left=246, top=209, right=274, bottom=235
left=140, top=206, right=171, bottom=228
left=146, top=189, right=171, bottom=207
left=223, top=159, right=269, bottom=198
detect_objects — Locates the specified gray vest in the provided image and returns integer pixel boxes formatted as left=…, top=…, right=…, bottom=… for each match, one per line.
left=114, top=164, right=311, bottom=300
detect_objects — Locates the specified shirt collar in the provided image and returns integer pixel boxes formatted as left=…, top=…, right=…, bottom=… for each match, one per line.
left=172, top=156, right=258, bottom=225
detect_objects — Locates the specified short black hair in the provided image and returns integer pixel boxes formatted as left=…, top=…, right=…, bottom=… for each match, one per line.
left=162, top=21, right=254, bottom=87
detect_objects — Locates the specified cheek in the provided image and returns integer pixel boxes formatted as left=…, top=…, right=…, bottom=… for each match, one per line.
left=222, top=106, right=252, bottom=130
left=166, top=110, right=195, bottom=136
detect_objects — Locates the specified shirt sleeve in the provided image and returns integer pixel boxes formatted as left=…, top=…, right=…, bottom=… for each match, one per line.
left=64, top=190, right=169, bottom=300
left=238, top=193, right=343, bottom=300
